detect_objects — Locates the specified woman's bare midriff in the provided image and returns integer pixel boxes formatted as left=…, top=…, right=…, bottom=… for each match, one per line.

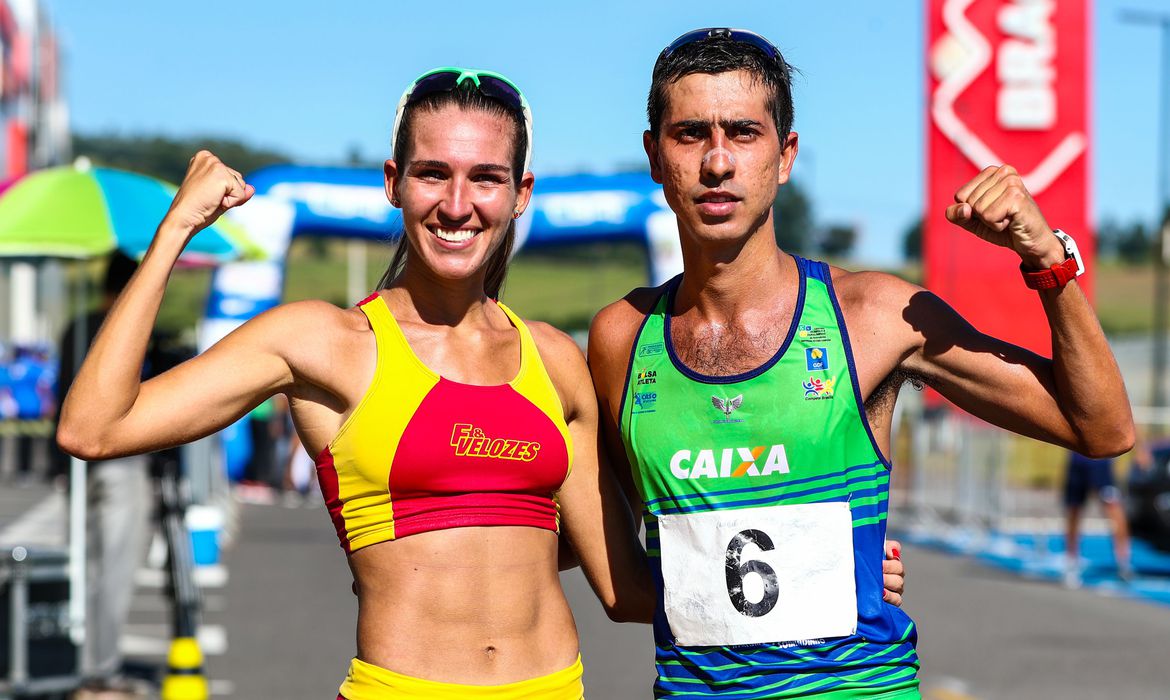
left=346, top=525, right=579, bottom=684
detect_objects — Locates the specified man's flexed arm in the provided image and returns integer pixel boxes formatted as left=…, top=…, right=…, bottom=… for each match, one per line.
left=901, top=165, right=1132, bottom=457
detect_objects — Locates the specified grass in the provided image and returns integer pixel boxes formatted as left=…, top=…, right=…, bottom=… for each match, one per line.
left=278, top=238, right=647, bottom=332
left=1094, top=260, right=1158, bottom=336
left=831, top=258, right=1158, bottom=337
left=159, top=266, right=213, bottom=334
left=145, top=239, right=648, bottom=335
left=143, top=244, right=1162, bottom=340
left=503, top=243, right=648, bottom=330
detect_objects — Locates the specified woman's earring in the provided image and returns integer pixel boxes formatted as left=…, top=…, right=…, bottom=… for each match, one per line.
left=512, top=209, right=522, bottom=219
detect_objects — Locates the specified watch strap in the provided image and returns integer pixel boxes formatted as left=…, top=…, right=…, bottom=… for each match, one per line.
left=1020, top=257, right=1080, bottom=290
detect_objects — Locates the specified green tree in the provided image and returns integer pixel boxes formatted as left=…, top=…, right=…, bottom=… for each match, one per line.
left=902, top=217, right=923, bottom=262
left=345, top=143, right=382, bottom=169
left=72, top=132, right=292, bottom=183
left=773, top=180, right=813, bottom=254
left=819, top=223, right=856, bottom=258
left=1116, top=222, right=1152, bottom=264
left=1095, top=218, right=1120, bottom=259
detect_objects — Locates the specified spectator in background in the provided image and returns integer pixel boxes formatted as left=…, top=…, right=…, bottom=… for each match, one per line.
left=1063, top=450, right=1133, bottom=588
left=4, top=343, right=56, bottom=485
left=55, top=251, right=154, bottom=698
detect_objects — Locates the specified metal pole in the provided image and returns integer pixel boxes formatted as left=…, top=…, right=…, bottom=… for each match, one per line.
left=11, top=547, right=28, bottom=689
left=1153, top=17, right=1170, bottom=417
left=1159, top=21, right=1170, bottom=417
left=1121, top=10, right=1170, bottom=421
left=67, top=269, right=86, bottom=663
left=347, top=239, right=367, bottom=303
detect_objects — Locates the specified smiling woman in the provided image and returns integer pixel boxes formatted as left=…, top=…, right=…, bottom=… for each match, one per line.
left=56, top=66, right=657, bottom=700
left=377, top=68, right=533, bottom=298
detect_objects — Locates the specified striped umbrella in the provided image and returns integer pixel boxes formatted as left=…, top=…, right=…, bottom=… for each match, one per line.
left=0, top=163, right=263, bottom=262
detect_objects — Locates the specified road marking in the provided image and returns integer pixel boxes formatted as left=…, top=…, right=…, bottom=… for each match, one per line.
left=120, top=624, right=228, bottom=656
left=132, top=593, right=227, bottom=613
left=923, top=676, right=979, bottom=700
left=135, top=563, right=228, bottom=588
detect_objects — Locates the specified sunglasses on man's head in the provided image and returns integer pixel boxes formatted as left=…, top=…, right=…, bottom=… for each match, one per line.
left=659, top=27, right=783, bottom=61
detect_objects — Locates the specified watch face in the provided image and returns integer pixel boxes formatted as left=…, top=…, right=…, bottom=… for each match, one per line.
left=1053, top=230, right=1085, bottom=277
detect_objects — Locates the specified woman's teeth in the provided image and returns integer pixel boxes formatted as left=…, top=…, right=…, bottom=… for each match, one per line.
left=435, top=228, right=478, bottom=243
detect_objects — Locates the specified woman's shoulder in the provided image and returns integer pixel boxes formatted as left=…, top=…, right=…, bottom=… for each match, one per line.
left=524, top=319, right=585, bottom=370
left=260, top=298, right=369, bottom=331
left=518, top=318, right=590, bottom=411
left=242, top=299, right=372, bottom=364
left=247, top=299, right=376, bottom=394
left=522, top=318, right=582, bottom=358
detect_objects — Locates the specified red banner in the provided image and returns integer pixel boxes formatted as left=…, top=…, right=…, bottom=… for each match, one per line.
left=925, top=0, right=1091, bottom=357
left=6, top=119, right=25, bottom=175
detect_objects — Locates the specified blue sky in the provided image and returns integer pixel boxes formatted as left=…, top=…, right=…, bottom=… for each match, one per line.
left=41, top=0, right=1168, bottom=264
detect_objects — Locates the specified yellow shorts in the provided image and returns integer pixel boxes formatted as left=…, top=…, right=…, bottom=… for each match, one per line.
left=337, top=655, right=584, bottom=700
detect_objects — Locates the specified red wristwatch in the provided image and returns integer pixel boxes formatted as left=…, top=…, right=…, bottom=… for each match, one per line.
left=1020, top=230, right=1084, bottom=290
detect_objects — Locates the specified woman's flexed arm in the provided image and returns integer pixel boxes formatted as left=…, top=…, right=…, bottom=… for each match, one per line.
left=56, top=151, right=284, bottom=459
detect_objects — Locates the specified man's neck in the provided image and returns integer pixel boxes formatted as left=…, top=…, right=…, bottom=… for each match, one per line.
left=675, top=227, right=796, bottom=324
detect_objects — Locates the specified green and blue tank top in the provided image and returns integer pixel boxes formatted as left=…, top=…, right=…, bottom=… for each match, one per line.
left=619, top=256, right=920, bottom=699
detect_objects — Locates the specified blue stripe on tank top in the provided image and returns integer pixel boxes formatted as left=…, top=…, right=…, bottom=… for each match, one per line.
left=654, top=641, right=918, bottom=697
left=655, top=660, right=917, bottom=698
left=657, top=637, right=915, bottom=667
left=642, top=459, right=885, bottom=508
left=651, top=474, right=890, bottom=516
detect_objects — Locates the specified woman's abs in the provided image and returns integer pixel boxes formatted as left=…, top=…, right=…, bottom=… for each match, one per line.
left=349, top=527, right=578, bottom=684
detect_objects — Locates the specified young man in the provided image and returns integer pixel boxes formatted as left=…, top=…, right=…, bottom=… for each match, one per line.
left=588, top=28, right=1134, bottom=698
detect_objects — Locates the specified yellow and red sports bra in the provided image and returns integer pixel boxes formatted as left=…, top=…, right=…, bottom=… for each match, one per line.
left=315, top=293, right=573, bottom=553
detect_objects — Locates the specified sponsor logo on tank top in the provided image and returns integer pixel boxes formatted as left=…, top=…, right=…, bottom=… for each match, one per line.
left=777, top=638, right=827, bottom=649
left=797, top=324, right=832, bottom=344
left=637, top=368, right=657, bottom=385
left=669, top=444, right=790, bottom=480
left=450, top=423, right=541, bottom=461
left=803, top=376, right=835, bottom=400
left=711, top=394, right=744, bottom=424
left=638, top=342, right=665, bottom=357
left=633, top=390, right=658, bottom=413
left=806, top=347, right=829, bottom=372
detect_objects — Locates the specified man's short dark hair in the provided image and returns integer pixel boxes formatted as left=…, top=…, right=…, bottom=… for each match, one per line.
left=647, top=34, right=795, bottom=140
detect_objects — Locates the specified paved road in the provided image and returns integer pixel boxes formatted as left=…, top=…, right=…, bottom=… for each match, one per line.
left=210, top=502, right=1170, bottom=700
left=904, top=542, right=1169, bottom=700
left=216, top=501, right=354, bottom=699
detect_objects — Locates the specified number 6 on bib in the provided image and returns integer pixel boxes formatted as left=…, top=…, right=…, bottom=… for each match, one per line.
left=659, top=502, right=857, bottom=646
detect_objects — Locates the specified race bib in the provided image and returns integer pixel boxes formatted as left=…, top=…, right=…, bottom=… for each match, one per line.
left=658, top=502, right=857, bottom=646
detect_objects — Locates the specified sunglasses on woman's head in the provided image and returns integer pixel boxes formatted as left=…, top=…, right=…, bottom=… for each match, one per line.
left=391, top=66, right=534, bottom=173
left=405, top=68, right=525, bottom=113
